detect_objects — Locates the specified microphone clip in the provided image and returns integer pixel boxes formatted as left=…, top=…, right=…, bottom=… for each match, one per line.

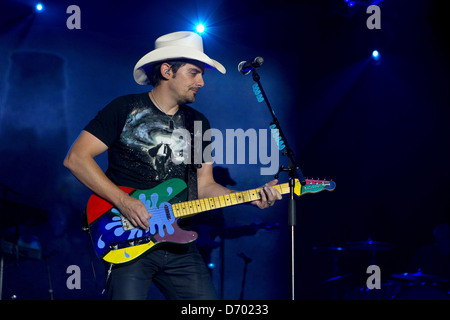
left=238, top=56, right=264, bottom=75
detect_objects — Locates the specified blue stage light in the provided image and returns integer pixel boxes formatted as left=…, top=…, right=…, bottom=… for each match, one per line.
left=35, top=3, right=44, bottom=12
left=372, top=50, right=380, bottom=60
left=196, top=24, right=205, bottom=34
left=348, top=1, right=355, bottom=7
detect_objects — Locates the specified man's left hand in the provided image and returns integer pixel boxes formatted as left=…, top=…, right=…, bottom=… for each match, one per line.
left=251, top=179, right=282, bottom=209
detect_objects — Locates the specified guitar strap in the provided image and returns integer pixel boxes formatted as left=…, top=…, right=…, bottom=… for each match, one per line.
left=181, top=106, right=201, bottom=201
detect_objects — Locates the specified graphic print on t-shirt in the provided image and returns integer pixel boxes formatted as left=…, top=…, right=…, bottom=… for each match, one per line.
left=120, top=107, right=187, bottom=181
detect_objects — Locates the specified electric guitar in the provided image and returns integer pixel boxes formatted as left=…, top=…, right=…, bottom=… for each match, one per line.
left=86, top=178, right=335, bottom=264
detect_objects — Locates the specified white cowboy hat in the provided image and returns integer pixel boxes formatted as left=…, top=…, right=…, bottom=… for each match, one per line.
left=133, top=31, right=226, bottom=85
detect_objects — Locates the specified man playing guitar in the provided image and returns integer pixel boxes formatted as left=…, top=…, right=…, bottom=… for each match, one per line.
left=63, top=31, right=281, bottom=300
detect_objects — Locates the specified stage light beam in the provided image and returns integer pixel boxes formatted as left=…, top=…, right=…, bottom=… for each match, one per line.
left=35, top=3, right=44, bottom=12
left=372, top=50, right=380, bottom=60
left=196, top=24, right=205, bottom=34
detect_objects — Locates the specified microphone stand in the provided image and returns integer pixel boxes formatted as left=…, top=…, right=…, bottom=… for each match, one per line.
left=251, top=69, right=306, bottom=300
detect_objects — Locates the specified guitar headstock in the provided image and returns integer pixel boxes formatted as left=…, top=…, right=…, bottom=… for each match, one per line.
left=293, top=178, right=336, bottom=196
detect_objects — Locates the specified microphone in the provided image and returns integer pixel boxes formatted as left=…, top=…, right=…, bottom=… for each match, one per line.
left=238, top=56, right=264, bottom=75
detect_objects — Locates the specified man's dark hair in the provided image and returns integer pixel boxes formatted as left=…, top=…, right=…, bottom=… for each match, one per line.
left=148, top=59, right=202, bottom=87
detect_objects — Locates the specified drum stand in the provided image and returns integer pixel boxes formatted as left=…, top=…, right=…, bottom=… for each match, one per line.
left=0, top=252, right=3, bottom=300
left=237, top=252, right=252, bottom=300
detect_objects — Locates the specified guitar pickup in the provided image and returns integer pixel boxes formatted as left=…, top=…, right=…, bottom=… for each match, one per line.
left=121, top=215, right=136, bottom=231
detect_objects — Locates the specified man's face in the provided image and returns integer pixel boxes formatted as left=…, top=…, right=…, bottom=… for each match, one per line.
left=168, top=62, right=205, bottom=105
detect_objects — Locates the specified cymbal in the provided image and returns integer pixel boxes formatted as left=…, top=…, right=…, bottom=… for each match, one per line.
left=345, top=239, right=394, bottom=251
left=322, top=273, right=352, bottom=283
left=312, top=246, right=345, bottom=252
left=391, top=271, right=450, bottom=283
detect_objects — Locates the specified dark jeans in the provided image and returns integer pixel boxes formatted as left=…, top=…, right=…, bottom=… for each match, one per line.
left=107, top=243, right=217, bottom=300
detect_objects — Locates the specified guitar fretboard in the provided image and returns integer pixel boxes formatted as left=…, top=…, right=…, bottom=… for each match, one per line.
left=172, top=183, right=293, bottom=218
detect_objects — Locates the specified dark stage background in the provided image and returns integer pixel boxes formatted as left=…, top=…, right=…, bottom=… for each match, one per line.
left=0, top=0, right=449, bottom=300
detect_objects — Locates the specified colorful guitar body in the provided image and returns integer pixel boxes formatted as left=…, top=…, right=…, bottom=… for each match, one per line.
left=86, top=179, right=195, bottom=264
left=86, top=178, right=335, bottom=264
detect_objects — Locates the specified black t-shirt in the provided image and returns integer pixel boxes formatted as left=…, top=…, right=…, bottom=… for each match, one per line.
left=84, top=92, right=211, bottom=190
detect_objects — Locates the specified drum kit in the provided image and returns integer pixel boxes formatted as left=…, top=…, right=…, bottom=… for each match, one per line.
left=313, top=238, right=450, bottom=300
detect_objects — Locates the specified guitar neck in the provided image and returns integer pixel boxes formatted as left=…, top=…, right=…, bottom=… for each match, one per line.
left=172, top=182, right=292, bottom=219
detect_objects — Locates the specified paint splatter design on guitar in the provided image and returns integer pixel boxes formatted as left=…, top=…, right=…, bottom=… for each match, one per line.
left=94, top=186, right=176, bottom=251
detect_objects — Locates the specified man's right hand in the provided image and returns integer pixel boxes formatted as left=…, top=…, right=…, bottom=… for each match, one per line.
left=116, top=195, right=152, bottom=230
